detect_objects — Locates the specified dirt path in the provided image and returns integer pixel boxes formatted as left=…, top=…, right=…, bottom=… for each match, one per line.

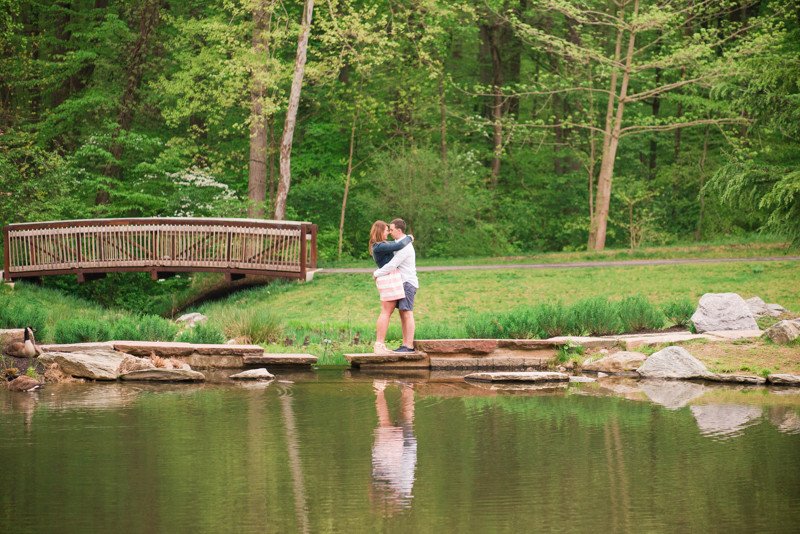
left=317, top=255, right=800, bottom=274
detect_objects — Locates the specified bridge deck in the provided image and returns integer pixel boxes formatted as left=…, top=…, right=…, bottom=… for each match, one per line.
left=2, top=217, right=317, bottom=282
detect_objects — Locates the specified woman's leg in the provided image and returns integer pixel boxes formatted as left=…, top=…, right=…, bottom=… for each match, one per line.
left=376, top=300, right=397, bottom=344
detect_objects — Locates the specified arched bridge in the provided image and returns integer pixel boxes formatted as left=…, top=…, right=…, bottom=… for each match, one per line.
left=2, top=218, right=317, bottom=283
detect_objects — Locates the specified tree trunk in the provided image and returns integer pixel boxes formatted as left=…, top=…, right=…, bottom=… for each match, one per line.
left=591, top=0, right=638, bottom=251
left=489, top=30, right=503, bottom=188
left=269, top=115, right=275, bottom=214
left=95, top=0, right=160, bottom=206
left=588, top=13, right=624, bottom=249
left=338, top=106, right=359, bottom=259
left=695, top=124, right=710, bottom=241
left=248, top=2, right=270, bottom=218
left=439, top=73, right=447, bottom=164
left=275, top=0, right=314, bottom=220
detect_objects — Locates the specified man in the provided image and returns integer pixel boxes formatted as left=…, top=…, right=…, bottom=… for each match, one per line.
left=372, top=218, right=418, bottom=353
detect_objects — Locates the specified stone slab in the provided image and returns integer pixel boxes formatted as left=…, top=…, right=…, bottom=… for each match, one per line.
left=430, top=356, right=551, bottom=370
left=547, top=336, right=618, bottom=349
left=768, top=374, right=800, bottom=386
left=119, top=368, right=206, bottom=382
left=583, top=351, right=647, bottom=373
left=490, top=347, right=559, bottom=359
left=709, top=374, right=767, bottom=385
left=414, top=339, right=497, bottom=354
left=344, top=352, right=428, bottom=365
left=41, top=342, right=116, bottom=353
left=464, top=371, right=569, bottom=383
left=178, top=354, right=244, bottom=369
left=52, top=350, right=132, bottom=381
left=569, top=376, right=597, bottom=383
left=703, top=330, right=764, bottom=340
left=113, top=341, right=195, bottom=357
left=243, top=354, right=318, bottom=366
left=616, top=334, right=708, bottom=350
left=0, top=328, right=25, bottom=345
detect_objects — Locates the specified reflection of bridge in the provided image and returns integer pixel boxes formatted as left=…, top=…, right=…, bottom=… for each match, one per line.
left=2, top=218, right=317, bottom=283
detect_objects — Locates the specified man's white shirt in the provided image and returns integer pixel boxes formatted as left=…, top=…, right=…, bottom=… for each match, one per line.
left=373, top=241, right=419, bottom=288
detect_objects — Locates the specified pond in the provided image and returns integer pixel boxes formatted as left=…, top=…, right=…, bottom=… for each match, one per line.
left=1, top=371, right=799, bottom=533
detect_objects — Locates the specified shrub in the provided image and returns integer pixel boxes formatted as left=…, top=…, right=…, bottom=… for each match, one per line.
left=498, top=306, right=540, bottom=339
left=661, top=297, right=695, bottom=327
left=570, top=296, right=622, bottom=336
left=464, top=312, right=506, bottom=339
left=0, top=293, right=49, bottom=339
left=618, top=294, right=665, bottom=332
left=533, top=300, right=572, bottom=338
left=111, top=315, right=180, bottom=341
left=181, top=322, right=226, bottom=344
left=221, top=308, right=284, bottom=345
left=54, top=318, right=111, bottom=343
left=415, top=321, right=465, bottom=340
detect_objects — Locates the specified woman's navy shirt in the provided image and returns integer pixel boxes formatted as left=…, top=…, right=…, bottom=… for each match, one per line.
left=371, top=236, right=412, bottom=268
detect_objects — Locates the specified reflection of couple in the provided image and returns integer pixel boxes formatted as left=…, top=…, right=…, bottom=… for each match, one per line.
left=370, top=380, right=417, bottom=516
left=369, top=218, right=418, bottom=355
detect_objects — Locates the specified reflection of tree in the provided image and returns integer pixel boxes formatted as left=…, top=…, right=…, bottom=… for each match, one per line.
left=280, top=387, right=309, bottom=534
left=604, top=420, right=631, bottom=534
left=369, top=380, right=417, bottom=518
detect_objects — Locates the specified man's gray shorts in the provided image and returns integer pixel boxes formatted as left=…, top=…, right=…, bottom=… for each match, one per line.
left=397, top=282, right=417, bottom=311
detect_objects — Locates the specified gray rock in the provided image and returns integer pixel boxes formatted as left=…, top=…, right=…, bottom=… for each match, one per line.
left=636, top=346, right=714, bottom=379
left=117, top=356, right=155, bottom=374
left=464, top=371, right=569, bottom=383
left=569, top=376, right=597, bottom=383
left=746, top=297, right=788, bottom=317
left=175, top=313, right=208, bottom=327
left=229, top=368, right=275, bottom=380
left=583, top=351, right=647, bottom=373
left=640, top=379, right=707, bottom=410
left=691, top=293, right=759, bottom=333
left=119, top=368, right=205, bottom=381
left=52, top=350, right=133, bottom=381
left=597, top=372, right=608, bottom=377
left=709, top=374, right=767, bottom=385
left=767, top=303, right=789, bottom=315
left=765, top=320, right=800, bottom=344
left=767, top=374, right=800, bottom=386
left=690, top=404, right=763, bottom=439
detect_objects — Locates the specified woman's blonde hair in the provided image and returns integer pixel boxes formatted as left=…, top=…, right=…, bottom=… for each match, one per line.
left=368, top=221, right=388, bottom=257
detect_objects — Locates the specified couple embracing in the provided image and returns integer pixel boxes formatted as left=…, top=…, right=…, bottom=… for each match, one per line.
left=369, top=218, right=418, bottom=355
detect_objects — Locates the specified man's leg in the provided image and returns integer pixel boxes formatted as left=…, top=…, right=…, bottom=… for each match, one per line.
left=398, top=310, right=415, bottom=349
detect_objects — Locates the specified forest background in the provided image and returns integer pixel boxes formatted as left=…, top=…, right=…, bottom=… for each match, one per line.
left=1, top=0, right=799, bottom=266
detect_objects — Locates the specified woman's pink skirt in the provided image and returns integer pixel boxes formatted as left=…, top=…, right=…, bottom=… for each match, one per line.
left=376, top=269, right=405, bottom=301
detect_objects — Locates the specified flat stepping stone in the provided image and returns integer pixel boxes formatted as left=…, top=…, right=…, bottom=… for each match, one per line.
left=344, top=352, right=427, bottom=364
left=119, top=368, right=205, bottom=382
left=243, top=354, right=318, bottom=366
left=113, top=341, right=263, bottom=358
left=768, top=374, right=800, bottom=386
left=41, top=342, right=116, bottom=353
left=464, top=371, right=569, bottom=383
left=709, top=374, right=767, bottom=385
left=229, top=368, right=275, bottom=380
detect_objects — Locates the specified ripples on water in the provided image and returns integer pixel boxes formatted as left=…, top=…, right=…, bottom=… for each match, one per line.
left=1, top=372, right=799, bottom=533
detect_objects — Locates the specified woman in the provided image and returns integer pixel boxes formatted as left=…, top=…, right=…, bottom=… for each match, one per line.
left=369, top=221, right=413, bottom=354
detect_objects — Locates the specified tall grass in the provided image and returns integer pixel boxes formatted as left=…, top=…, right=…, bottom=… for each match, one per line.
left=618, top=294, right=666, bottom=332
left=220, top=308, right=285, bottom=345
left=661, top=297, right=695, bottom=327
left=570, top=296, right=622, bottom=336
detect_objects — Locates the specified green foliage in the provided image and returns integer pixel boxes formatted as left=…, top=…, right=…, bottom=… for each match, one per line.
left=54, top=318, right=111, bottom=344
left=218, top=308, right=284, bottom=345
left=0, top=292, right=49, bottom=338
left=661, top=297, right=696, bottom=327
left=618, top=294, right=666, bottom=332
left=180, top=322, right=226, bottom=345
left=570, top=296, right=622, bottom=337
left=111, top=315, right=180, bottom=342
left=535, top=300, right=573, bottom=338
left=25, top=366, right=38, bottom=380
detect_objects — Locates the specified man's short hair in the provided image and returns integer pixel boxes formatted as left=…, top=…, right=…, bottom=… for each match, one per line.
left=389, top=218, right=406, bottom=232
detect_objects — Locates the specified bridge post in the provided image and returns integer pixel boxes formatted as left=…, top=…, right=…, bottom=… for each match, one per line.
left=310, top=224, right=318, bottom=269
left=300, top=224, right=308, bottom=282
left=3, top=225, right=9, bottom=282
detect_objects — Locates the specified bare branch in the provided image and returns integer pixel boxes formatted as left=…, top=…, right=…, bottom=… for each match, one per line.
left=619, top=118, right=748, bottom=137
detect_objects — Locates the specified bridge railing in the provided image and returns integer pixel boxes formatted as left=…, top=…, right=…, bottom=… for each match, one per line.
left=3, top=218, right=318, bottom=282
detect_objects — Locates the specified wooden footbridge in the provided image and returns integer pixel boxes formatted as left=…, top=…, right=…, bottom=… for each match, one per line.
left=2, top=218, right=318, bottom=283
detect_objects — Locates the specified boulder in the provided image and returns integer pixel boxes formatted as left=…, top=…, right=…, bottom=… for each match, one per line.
left=229, top=368, right=275, bottom=380
left=583, top=351, right=647, bottom=373
left=464, top=371, right=569, bottom=382
left=691, top=293, right=759, bottom=333
left=52, top=350, right=133, bottom=381
left=639, top=380, right=707, bottom=410
left=765, top=320, right=800, bottom=345
left=745, top=296, right=788, bottom=318
left=767, top=374, right=800, bottom=386
left=0, top=328, right=25, bottom=346
left=175, top=313, right=208, bottom=328
left=636, top=346, right=714, bottom=379
left=119, top=368, right=205, bottom=381
left=117, top=356, right=155, bottom=374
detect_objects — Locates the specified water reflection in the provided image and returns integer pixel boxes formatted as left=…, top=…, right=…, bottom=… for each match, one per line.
left=370, top=380, right=417, bottom=517
left=639, top=379, right=707, bottom=410
left=690, top=404, right=763, bottom=440
left=279, top=385, right=310, bottom=533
